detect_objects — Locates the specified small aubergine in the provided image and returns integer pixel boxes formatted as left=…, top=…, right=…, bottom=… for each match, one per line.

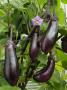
left=41, top=15, right=58, bottom=54
left=4, top=40, right=19, bottom=86
left=29, top=32, right=38, bottom=62
left=33, top=55, right=55, bottom=82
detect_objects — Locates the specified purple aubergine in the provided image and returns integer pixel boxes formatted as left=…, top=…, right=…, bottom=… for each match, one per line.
left=33, top=55, right=55, bottom=82
left=61, top=36, right=67, bottom=53
left=41, top=16, right=58, bottom=54
left=29, top=32, right=38, bottom=62
left=4, top=40, right=19, bottom=86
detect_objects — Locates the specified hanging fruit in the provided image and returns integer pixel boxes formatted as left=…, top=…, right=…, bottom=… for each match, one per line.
left=29, top=26, right=39, bottom=62
left=41, top=15, right=58, bottom=54
left=4, top=40, right=19, bottom=86
left=61, top=36, right=67, bottom=53
left=33, top=54, right=55, bottom=82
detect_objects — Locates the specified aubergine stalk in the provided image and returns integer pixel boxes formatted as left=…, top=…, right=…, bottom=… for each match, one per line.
left=29, top=26, right=39, bottom=62
left=4, top=40, right=19, bottom=86
left=41, top=15, right=58, bottom=54
left=33, top=55, right=55, bottom=82
left=45, top=10, right=51, bottom=22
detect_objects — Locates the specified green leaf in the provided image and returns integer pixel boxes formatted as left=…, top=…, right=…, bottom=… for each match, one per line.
left=61, top=0, right=67, bottom=4
left=55, top=0, right=65, bottom=25
left=37, top=52, right=48, bottom=66
left=0, top=46, right=5, bottom=60
left=0, top=86, right=20, bottom=90
left=27, top=3, right=38, bottom=19
left=0, top=77, right=8, bottom=86
left=0, top=9, right=5, bottom=16
left=58, top=26, right=67, bottom=35
left=55, top=61, right=64, bottom=72
left=53, top=81, right=66, bottom=90
left=62, top=60, right=67, bottom=70
left=10, top=0, right=29, bottom=9
left=37, top=0, right=47, bottom=9
left=55, top=49, right=67, bottom=69
left=58, top=9, right=65, bottom=25
left=51, top=70, right=61, bottom=83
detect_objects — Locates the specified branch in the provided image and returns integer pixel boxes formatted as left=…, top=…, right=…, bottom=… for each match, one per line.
left=18, top=60, right=40, bottom=90
left=57, top=35, right=63, bottom=41
left=17, top=26, right=40, bottom=90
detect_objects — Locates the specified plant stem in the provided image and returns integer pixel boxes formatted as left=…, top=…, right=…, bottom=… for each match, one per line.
left=18, top=60, right=39, bottom=90
left=18, top=26, right=40, bottom=90
left=57, top=35, right=63, bottom=41
left=56, top=47, right=63, bottom=51
left=7, top=0, right=13, bottom=40
left=18, top=64, right=34, bottom=90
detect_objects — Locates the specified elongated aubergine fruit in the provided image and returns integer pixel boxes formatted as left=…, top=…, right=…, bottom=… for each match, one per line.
left=29, top=26, right=40, bottom=62
left=4, top=40, right=19, bottom=86
left=29, top=32, right=38, bottom=62
left=41, top=15, right=58, bottom=54
left=33, top=55, right=55, bottom=82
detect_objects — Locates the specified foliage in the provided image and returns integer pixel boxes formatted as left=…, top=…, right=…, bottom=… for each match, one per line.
left=0, top=0, right=67, bottom=90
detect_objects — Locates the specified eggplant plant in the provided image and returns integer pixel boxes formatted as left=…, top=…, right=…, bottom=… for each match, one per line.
left=0, top=0, right=67, bottom=90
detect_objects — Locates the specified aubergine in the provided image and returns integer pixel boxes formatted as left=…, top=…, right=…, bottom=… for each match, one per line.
left=41, top=15, right=58, bottom=54
left=29, top=32, right=38, bottom=62
left=61, top=36, right=67, bottom=53
left=33, top=55, right=55, bottom=82
left=4, top=40, right=19, bottom=86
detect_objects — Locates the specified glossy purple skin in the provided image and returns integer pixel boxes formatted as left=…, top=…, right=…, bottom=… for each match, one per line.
left=41, top=20, right=58, bottom=54
left=29, top=33, right=38, bottom=62
left=33, top=56, right=55, bottom=82
left=4, top=40, right=19, bottom=86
